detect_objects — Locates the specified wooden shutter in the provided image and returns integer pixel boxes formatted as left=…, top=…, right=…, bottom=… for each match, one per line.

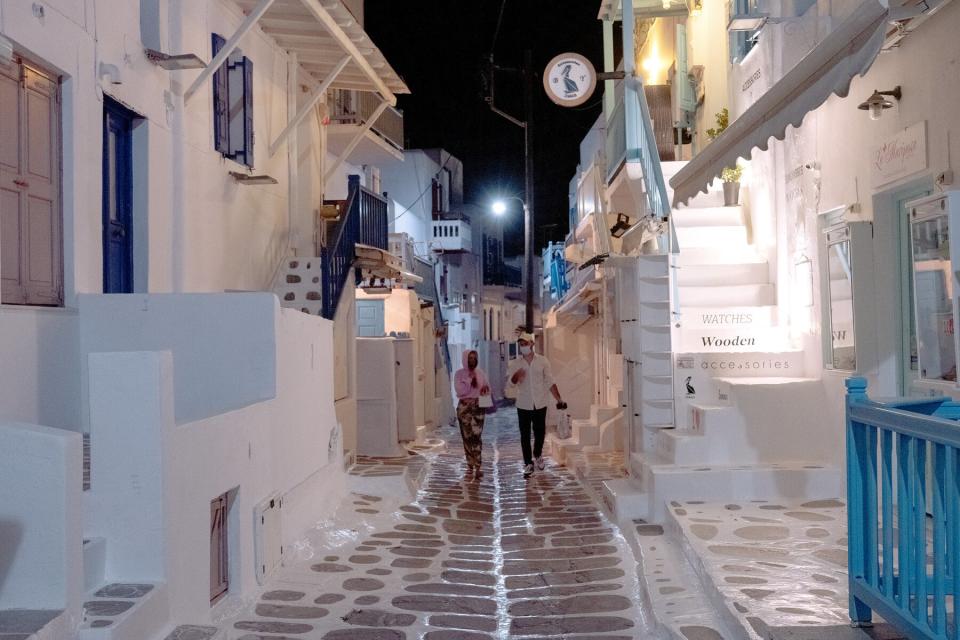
left=242, top=56, right=254, bottom=167
left=211, top=34, right=229, bottom=154
left=0, top=59, right=61, bottom=306
left=210, top=494, right=229, bottom=604
left=676, top=24, right=695, bottom=113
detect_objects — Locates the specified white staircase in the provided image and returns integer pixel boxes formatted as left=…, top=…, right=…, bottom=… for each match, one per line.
left=603, top=167, right=838, bottom=524
left=549, top=404, right=623, bottom=464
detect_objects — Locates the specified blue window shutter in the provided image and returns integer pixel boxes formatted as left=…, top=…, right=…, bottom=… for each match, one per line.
left=211, top=34, right=229, bottom=154
left=676, top=24, right=695, bottom=113
left=242, top=56, right=254, bottom=167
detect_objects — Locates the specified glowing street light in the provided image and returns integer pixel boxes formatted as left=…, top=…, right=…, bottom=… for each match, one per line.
left=492, top=200, right=508, bottom=216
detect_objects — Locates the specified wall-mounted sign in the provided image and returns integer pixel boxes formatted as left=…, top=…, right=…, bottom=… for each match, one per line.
left=543, top=53, right=596, bottom=107
left=872, top=121, right=927, bottom=187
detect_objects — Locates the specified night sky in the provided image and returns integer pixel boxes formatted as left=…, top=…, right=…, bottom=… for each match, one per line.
left=365, top=1, right=604, bottom=255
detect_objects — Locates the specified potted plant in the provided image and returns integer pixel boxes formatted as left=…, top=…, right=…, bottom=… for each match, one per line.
left=706, top=108, right=743, bottom=207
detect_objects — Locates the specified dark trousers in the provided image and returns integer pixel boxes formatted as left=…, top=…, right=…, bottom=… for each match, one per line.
left=517, top=407, right=547, bottom=465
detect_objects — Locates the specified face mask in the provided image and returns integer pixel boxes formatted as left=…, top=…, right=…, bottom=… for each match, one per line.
left=519, top=345, right=532, bottom=356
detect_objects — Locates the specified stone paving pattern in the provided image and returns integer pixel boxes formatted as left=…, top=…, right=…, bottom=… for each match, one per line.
left=218, top=411, right=652, bottom=638
left=669, top=498, right=853, bottom=637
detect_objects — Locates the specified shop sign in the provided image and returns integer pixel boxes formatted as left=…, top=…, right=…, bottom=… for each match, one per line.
left=542, top=53, right=596, bottom=108
left=872, top=121, right=927, bottom=187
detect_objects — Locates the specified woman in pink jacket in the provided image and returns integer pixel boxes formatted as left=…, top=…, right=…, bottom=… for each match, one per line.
left=454, top=349, right=491, bottom=480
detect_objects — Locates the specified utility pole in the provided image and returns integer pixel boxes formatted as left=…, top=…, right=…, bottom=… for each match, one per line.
left=522, top=49, right=535, bottom=333
left=484, top=50, right=536, bottom=333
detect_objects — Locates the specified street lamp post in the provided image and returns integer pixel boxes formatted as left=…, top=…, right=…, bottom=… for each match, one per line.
left=485, top=49, right=536, bottom=334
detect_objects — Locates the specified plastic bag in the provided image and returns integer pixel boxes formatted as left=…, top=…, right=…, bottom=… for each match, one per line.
left=478, top=393, right=494, bottom=409
left=556, top=413, right=572, bottom=439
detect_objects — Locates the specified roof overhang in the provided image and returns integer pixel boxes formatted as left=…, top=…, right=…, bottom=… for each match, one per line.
left=669, top=0, right=891, bottom=206
left=355, top=244, right=423, bottom=284
left=185, top=0, right=408, bottom=104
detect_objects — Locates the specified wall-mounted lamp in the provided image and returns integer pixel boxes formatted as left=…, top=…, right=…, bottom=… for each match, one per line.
left=145, top=48, right=206, bottom=71
left=858, top=86, right=901, bottom=121
left=688, top=0, right=703, bottom=16
left=229, top=171, right=278, bottom=185
left=99, top=62, right=123, bottom=85
left=609, top=213, right=632, bottom=238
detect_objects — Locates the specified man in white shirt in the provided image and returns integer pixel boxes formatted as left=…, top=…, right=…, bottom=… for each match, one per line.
left=506, top=332, right=565, bottom=477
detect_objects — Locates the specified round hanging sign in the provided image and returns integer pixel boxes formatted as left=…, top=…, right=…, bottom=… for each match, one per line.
left=543, top=53, right=597, bottom=107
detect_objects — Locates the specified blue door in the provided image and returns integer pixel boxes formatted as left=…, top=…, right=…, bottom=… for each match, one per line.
left=357, top=299, right=386, bottom=337
left=102, top=97, right=135, bottom=293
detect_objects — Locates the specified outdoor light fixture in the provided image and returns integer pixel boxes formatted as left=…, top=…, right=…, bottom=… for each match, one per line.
left=492, top=200, right=508, bottom=216
left=858, top=87, right=901, bottom=121
left=661, top=0, right=671, bottom=9
left=610, top=213, right=632, bottom=238
left=229, top=171, right=278, bottom=185
left=688, top=0, right=703, bottom=16
left=145, top=48, right=206, bottom=71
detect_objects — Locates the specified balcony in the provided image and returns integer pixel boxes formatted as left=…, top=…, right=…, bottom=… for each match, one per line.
left=327, top=89, right=404, bottom=164
left=431, top=215, right=472, bottom=253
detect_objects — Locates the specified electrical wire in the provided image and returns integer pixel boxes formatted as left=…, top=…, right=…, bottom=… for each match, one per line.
left=490, top=0, right=508, bottom=52
left=391, top=152, right=453, bottom=222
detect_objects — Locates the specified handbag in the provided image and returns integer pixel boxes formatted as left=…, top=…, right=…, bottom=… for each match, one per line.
left=478, top=393, right=494, bottom=409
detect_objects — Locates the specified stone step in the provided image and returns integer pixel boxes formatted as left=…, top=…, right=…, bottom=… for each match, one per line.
left=78, top=582, right=168, bottom=640
left=680, top=305, right=777, bottom=329
left=622, top=516, right=741, bottom=640
left=676, top=261, right=769, bottom=287
left=676, top=246, right=764, bottom=266
left=675, top=225, right=749, bottom=249
left=671, top=205, right=745, bottom=228
left=678, top=327, right=793, bottom=353
left=635, top=453, right=842, bottom=522
left=679, top=283, right=775, bottom=307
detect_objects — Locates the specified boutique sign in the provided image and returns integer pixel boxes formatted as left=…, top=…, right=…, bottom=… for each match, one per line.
left=872, top=121, right=927, bottom=187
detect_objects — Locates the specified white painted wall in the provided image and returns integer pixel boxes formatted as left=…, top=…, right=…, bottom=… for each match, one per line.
left=0, top=422, right=83, bottom=620
left=382, top=151, right=439, bottom=248
left=84, top=297, right=343, bottom=623
left=79, top=293, right=278, bottom=425
left=734, top=1, right=960, bottom=440
left=0, top=307, right=79, bottom=430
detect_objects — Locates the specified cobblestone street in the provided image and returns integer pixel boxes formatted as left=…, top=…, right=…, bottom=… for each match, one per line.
left=216, top=410, right=654, bottom=639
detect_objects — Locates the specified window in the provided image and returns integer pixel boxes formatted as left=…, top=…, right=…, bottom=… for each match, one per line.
left=729, top=0, right=760, bottom=63
left=909, top=204, right=955, bottom=382
left=1, top=57, right=62, bottom=306
left=212, top=34, right=254, bottom=167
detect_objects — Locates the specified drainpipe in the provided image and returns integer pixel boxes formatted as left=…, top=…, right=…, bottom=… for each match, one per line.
left=287, top=53, right=299, bottom=255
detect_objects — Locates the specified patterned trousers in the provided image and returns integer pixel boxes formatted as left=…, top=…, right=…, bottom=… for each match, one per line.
left=457, top=399, right=486, bottom=469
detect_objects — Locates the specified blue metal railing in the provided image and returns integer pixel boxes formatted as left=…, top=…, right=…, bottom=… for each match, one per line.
left=846, top=376, right=960, bottom=639
left=321, top=174, right=388, bottom=319
left=606, top=98, right=627, bottom=183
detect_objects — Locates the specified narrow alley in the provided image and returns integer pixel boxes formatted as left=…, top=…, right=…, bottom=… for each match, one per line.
left=211, top=411, right=653, bottom=639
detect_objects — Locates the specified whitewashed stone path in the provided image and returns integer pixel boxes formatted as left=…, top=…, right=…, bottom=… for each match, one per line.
left=212, top=410, right=657, bottom=639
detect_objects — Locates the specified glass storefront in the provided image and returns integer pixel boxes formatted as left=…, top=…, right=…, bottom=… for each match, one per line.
left=910, top=207, right=955, bottom=382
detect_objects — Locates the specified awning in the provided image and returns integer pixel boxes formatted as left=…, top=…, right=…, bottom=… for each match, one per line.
left=185, top=0, right=408, bottom=104
left=669, top=0, right=890, bottom=206
left=355, top=244, right=423, bottom=284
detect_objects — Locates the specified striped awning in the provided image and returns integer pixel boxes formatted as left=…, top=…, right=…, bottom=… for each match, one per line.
left=669, top=0, right=890, bottom=206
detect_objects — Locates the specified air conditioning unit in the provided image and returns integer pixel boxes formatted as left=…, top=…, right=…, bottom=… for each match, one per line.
left=254, top=493, right=283, bottom=585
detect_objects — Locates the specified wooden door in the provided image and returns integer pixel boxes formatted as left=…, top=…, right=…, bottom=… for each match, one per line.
left=102, top=97, right=135, bottom=294
left=0, top=58, right=61, bottom=305
left=210, top=494, right=229, bottom=604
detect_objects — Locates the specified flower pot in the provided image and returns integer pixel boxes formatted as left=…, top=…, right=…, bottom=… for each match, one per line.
left=723, top=181, right=740, bottom=207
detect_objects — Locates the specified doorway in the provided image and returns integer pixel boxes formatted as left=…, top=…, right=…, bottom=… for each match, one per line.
left=102, top=97, right=138, bottom=293
left=210, top=492, right=230, bottom=605
left=895, top=185, right=932, bottom=395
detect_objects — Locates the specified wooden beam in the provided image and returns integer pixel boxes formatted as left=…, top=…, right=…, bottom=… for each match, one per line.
left=183, top=0, right=277, bottom=102
left=324, top=98, right=390, bottom=183
left=269, top=55, right=350, bottom=156
left=296, top=0, right=396, bottom=105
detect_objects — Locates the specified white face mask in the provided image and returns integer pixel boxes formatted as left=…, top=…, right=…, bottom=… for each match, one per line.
left=519, top=345, right=532, bottom=356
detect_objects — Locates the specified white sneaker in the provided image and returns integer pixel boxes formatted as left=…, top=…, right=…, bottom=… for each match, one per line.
left=535, top=457, right=545, bottom=471
left=523, top=463, right=534, bottom=478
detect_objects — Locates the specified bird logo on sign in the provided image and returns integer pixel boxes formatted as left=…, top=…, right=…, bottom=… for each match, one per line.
left=560, top=64, right=578, bottom=96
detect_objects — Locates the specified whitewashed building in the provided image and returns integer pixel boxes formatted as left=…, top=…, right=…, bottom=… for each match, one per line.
left=0, top=0, right=409, bottom=636
left=543, top=0, right=958, bottom=524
